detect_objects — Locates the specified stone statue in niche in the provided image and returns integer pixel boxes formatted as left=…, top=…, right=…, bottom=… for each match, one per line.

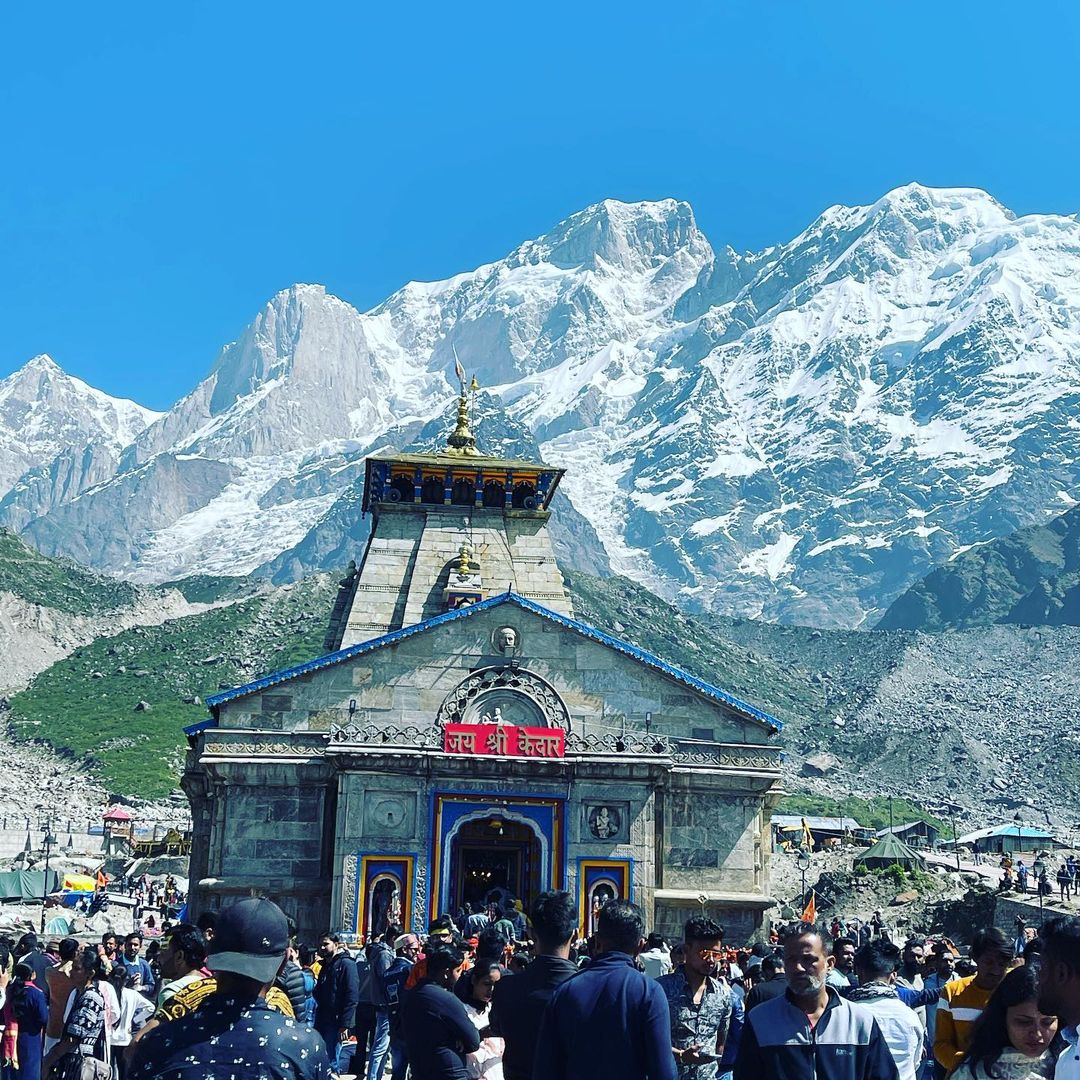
left=494, top=626, right=518, bottom=654
left=589, top=805, right=621, bottom=840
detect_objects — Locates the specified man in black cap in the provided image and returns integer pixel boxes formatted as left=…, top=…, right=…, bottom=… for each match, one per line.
left=128, top=897, right=332, bottom=1079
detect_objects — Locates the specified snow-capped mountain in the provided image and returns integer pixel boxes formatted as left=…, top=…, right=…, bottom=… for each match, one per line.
left=7, top=186, right=1080, bottom=627
left=0, top=356, right=162, bottom=528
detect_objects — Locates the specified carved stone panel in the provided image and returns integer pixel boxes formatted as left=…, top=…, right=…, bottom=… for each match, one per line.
left=352, top=791, right=418, bottom=840
left=436, top=667, right=571, bottom=729
left=580, top=801, right=631, bottom=844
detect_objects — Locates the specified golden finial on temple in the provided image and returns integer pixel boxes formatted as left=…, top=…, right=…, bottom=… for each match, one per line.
left=446, top=346, right=481, bottom=456
left=457, top=539, right=474, bottom=576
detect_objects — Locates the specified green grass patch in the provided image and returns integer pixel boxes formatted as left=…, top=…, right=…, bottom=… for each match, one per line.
left=778, top=793, right=944, bottom=834
left=159, top=574, right=264, bottom=605
left=0, top=528, right=138, bottom=614
left=9, top=575, right=337, bottom=798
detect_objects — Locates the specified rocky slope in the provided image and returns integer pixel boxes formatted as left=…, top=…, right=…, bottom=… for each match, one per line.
left=6, top=187, right=1080, bottom=627
left=0, top=530, right=213, bottom=693
left=573, top=573, right=1080, bottom=833
left=879, top=502, right=1080, bottom=630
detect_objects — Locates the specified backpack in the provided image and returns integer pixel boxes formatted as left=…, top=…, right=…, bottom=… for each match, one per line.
left=355, top=951, right=374, bottom=1005
left=302, top=970, right=317, bottom=1024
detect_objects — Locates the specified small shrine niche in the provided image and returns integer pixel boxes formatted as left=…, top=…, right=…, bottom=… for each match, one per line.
left=444, top=540, right=483, bottom=610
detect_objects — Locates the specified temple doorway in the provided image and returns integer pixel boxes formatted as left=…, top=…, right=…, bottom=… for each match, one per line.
left=449, top=817, right=541, bottom=914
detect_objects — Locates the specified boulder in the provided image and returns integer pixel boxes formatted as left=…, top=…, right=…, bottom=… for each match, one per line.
left=802, top=752, right=841, bottom=777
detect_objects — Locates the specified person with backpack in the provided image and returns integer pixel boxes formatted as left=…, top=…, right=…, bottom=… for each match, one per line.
left=276, top=944, right=309, bottom=1023
left=366, top=932, right=397, bottom=1080
left=298, top=946, right=318, bottom=1027
left=1, top=962, right=49, bottom=1080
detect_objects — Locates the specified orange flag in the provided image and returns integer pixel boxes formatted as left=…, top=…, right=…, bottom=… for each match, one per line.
left=96, top=871, right=109, bottom=888
left=800, top=890, right=816, bottom=924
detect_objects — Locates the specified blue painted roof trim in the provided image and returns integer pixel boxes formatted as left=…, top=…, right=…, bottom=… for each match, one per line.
left=204, top=592, right=782, bottom=732
left=183, top=717, right=216, bottom=736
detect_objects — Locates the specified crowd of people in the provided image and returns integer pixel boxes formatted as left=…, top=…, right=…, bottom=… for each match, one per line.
left=995, top=856, right=1080, bottom=902
left=1, top=894, right=1079, bottom=1080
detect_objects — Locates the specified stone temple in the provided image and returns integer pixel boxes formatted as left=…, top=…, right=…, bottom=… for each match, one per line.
left=183, top=385, right=784, bottom=943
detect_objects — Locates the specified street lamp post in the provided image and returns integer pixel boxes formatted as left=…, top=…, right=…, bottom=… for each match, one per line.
left=949, top=806, right=962, bottom=873
left=797, top=850, right=811, bottom=913
left=39, top=821, right=57, bottom=933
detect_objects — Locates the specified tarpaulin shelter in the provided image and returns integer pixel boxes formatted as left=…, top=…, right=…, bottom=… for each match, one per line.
left=62, top=873, right=97, bottom=892
left=0, top=869, right=60, bottom=902
left=859, top=832, right=926, bottom=870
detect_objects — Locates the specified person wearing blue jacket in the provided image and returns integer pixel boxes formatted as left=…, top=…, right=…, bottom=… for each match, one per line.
left=534, top=899, right=678, bottom=1080
left=735, top=926, right=898, bottom=1080
left=718, top=979, right=745, bottom=1080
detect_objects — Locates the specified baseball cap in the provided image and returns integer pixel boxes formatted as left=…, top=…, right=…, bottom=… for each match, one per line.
left=207, top=898, right=289, bottom=983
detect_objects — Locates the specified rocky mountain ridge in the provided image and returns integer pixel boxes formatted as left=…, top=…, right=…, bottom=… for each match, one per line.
left=5, top=186, right=1080, bottom=626
left=0, top=529, right=227, bottom=693
left=879, top=499, right=1080, bottom=630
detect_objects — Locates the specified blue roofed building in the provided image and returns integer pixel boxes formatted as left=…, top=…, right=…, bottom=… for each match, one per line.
left=182, top=388, right=784, bottom=942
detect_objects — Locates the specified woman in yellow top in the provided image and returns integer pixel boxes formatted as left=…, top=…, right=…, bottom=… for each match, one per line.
left=936, top=928, right=1015, bottom=1074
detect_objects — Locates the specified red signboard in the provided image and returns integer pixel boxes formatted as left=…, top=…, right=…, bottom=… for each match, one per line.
left=443, top=723, right=565, bottom=759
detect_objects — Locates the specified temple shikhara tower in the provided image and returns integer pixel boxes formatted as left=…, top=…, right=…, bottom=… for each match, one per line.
left=183, top=377, right=784, bottom=942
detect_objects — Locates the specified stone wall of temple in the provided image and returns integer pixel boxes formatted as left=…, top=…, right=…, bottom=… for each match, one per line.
left=217, top=605, right=771, bottom=750
left=338, top=506, right=571, bottom=648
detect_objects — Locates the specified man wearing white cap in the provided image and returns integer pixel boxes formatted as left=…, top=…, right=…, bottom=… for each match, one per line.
left=128, top=898, right=333, bottom=1079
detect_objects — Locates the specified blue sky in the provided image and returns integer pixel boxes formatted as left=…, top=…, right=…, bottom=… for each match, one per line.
left=3, top=1, right=1079, bottom=410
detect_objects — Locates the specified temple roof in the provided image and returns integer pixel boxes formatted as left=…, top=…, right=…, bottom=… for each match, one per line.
left=197, top=591, right=782, bottom=734
left=362, top=452, right=564, bottom=514
left=367, top=450, right=556, bottom=471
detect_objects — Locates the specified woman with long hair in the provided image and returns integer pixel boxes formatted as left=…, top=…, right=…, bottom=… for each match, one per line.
left=1, top=962, right=49, bottom=1080
left=41, top=950, right=110, bottom=1080
left=951, top=965, right=1058, bottom=1080
left=462, top=959, right=504, bottom=1080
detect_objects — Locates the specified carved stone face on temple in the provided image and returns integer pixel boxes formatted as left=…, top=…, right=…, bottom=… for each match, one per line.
left=494, top=625, right=518, bottom=653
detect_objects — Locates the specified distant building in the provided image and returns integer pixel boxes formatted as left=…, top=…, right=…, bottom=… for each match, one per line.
left=948, top=823, right=1057, bottom=855
left=876, top=820, right=940, bottom=850
left=772, top=815, right=873, bottom=849
left=102, top=806, right=134, bottom=855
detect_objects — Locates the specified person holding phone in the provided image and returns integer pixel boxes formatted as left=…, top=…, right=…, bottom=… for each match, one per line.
left=658, top=917, right=733, bottom=1077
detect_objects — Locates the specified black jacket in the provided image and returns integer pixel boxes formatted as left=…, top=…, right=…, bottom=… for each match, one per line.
left=489, top=954, right=578, bottom=1080
left=275, top=960, right=308, bottom=1020
left=314, top=951, right=360, bottom=1032
left=366, top=942, right=395, bottom=1008
left=734, top=987, right=899, bottom=1080
left=745, top=973, right=788, bottom=1012
left=400, top=981, right=481, bottom=1080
